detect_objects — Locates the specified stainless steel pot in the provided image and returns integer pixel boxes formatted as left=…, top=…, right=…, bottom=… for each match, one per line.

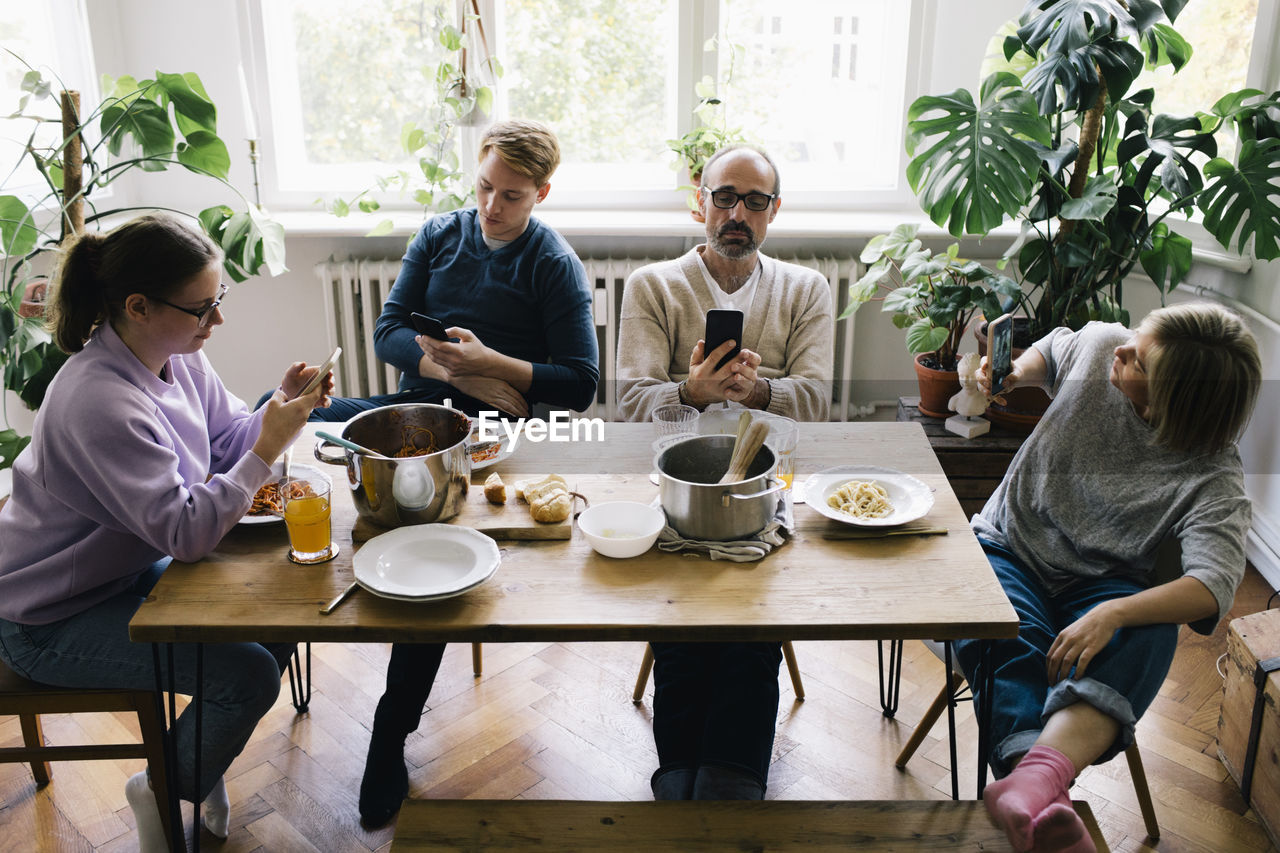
left=657, top=435, right=783, bottom=541
left=314, top=403, right=470, bottom=527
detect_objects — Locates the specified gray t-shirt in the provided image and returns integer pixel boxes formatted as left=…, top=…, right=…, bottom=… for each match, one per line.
left=971, top=322, right=1250, bottom=633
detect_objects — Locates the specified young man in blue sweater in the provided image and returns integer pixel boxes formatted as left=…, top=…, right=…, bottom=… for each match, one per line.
left=345, top=120, right=599, bottom=827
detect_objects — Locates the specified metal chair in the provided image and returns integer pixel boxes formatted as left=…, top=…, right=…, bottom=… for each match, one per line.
left=894, top=640, right=1159, bottom=840
left=631, top=641, right=805, bottom=702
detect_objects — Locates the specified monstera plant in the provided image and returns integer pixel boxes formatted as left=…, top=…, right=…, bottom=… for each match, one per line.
left=903, top=0, right=1280, bottom=341
left=1, top=55, right=286, bottom=468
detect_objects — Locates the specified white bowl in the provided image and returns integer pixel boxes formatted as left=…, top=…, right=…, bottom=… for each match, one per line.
left=577, top=501, right=666, bottom=558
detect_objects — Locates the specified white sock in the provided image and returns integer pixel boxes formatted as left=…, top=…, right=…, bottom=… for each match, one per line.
left=201, top=775, right=231, bottom=839
left=126, top=771, right=168, bottom=853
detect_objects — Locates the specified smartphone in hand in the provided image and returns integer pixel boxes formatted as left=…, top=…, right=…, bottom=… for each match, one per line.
left=411, top=312, right=453, bottom=342
left=300, top=346, right=341, bottom=397
left=704, top=308, right=744, bottom=371
left=988, top=313, right=1014, bottom=396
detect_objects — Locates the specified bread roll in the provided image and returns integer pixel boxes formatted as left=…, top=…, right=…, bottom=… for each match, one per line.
left=483, top=472, right=506, bottom=505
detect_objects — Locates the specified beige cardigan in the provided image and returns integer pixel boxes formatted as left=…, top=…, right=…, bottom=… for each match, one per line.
left=616, top=248, right=834, bottom=423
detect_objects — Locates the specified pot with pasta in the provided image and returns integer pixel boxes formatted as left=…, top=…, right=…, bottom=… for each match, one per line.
left=314, top=403, right=470, bottom=528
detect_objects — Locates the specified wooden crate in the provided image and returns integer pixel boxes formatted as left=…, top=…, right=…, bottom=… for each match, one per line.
left=1218, top=608, right=1280, bottom=848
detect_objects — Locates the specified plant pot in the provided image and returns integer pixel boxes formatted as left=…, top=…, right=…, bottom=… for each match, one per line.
left=688, top=169, right=705, bottom=222
left=913, top=352, right=960, bottom=419
left=974, top=319, right=1051, bottom=434
left=17, top=280, right=47, bottom=319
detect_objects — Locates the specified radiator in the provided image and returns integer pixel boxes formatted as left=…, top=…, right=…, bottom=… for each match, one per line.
left=316, top=255, right=861, bottom=420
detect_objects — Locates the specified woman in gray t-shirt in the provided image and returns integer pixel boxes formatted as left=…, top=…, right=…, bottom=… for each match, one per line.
left=958, top=303, right=1261, bottom=853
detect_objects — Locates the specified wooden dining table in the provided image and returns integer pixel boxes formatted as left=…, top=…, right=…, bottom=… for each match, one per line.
left=129, top=419, right=1018, bottom=850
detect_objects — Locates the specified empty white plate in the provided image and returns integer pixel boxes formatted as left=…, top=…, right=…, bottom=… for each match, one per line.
left=797, top=465, right=935, bottom=528
left=354, top=524, right=500, bottom=600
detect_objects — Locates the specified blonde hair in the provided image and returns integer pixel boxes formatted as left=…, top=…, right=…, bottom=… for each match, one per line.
left=478, top=119, right=561, bottom=186
left=1140, top=302, right=1261, bottom=455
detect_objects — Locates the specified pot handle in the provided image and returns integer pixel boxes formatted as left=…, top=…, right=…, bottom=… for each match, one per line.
left=721, top=478, right=786, bottom=507
left=313, top=437, right=347, bottom=466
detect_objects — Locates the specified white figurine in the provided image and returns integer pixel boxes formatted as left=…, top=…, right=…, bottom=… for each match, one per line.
left=946, top=352, right=991, bottom=437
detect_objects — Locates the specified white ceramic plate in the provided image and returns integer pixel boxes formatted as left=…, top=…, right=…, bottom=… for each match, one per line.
left=797, top=465, right=935, bottom=528
left=239, top=462, right=330, bottom=525
left=469, top=431, right=514, bottom=471
left=354, top=523, right=501, bottom=600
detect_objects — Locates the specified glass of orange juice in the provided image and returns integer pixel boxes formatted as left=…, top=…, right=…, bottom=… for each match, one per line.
left=759, top=414, right=799, bottom=490
left=281, top=474, right=339, bottom=564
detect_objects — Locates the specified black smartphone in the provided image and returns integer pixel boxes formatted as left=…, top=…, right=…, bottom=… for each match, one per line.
left=411, top=312, right=452, bottom=342
left=988, top=313, right=1014, bottom=396
left=704, top=308, right=744, bottom=372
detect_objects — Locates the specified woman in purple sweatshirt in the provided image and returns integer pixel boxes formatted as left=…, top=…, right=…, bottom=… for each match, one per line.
left=0, top=214, right=326, bottom=851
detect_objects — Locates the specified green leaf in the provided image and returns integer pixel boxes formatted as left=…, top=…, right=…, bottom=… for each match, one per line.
left=1200, top=138, right=1280, bottom=259
left=0, top=428, right=31, bottom=471
left=900, top=250, right=946, bottom=281
left=1017, top=0, right=1135, bottom=57
left=100, top=97, right=175, bottom=161
left=0, top=195, right=38, bottom=257
left=475, top=86, right=494, bottom=116
left=906, top=74, right=1051, bottom=237
left=905, top=318, right=948, bottom=355
left=1059, top=173, right=1118, bottom=220
left=1142, top=23, right=1192, bottom=71
left=155, top=71, right=218, bottom=135
left=883, top=286, right=924, bottom=315
left=175, top=130, right=230, bottom=178
left=366, top=219, right=395, bottom=237
left=357, top=197, right=380, bottom=213
left=1139, top=223, right=1192, bottom=293
left=879, top=224, right=922, bottom=261
left=20, top=70, right=51, bottom=101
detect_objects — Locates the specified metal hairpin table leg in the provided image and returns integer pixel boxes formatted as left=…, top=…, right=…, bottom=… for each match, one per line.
left=287, top=642, right=312, bottom=712
left=877, top=639, right=904, bottom=718
left=945, top=641, right=959, bottom=801
left=976, top=639, right=993, bottom=797
left=152, top=643, right=185, bottom=853
left=193, top=643, right=203, bottom=853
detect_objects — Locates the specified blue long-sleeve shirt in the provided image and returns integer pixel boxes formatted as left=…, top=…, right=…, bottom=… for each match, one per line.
left=374, top=209, right=599, bottom=413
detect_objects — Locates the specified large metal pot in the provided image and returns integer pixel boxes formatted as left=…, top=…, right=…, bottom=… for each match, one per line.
left=314, top=403, right=470, bottom=528
left=657, top=435, right=783, bottom=541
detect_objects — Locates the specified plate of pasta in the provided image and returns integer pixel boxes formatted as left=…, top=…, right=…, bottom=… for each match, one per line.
left=797, top=465, right=934, bottom=528
left=241, top=463, right=330, bottom=525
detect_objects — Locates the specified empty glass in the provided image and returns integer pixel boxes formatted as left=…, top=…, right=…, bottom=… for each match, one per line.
left=652, top=404, right=699, bottom=439
left=758, top=413, right=799, bottom=490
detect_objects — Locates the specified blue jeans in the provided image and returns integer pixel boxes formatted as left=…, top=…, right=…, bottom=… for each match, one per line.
left=649, top=641, right=783, bottom=790
left=0, top=560, right=294, bottom=802
left=956, top=538, right=1178, bottom=777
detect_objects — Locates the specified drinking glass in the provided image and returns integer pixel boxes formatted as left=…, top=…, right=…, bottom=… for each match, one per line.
left=652, top=404, right=699, bottom=440
left=759, top=413, right=799, bottom=490
left=281, top=474, right=339, bottom=564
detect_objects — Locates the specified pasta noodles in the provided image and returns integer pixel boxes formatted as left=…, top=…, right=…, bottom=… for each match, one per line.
left=249, top=479, right=317, bottom=516
left=392, top=425, right=439, bottom=458
left=827, top=480, right=894, bottom=519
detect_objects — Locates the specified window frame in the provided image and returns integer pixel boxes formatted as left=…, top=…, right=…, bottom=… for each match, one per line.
left=243, top=0, right=929, bottom=213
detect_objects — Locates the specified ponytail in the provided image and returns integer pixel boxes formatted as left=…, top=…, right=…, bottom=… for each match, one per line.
left=44, top=214, right=222, bottom=353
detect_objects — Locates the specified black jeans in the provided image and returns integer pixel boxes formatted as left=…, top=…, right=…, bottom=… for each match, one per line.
left=371, top=642, right=448, bottom=740
left=650, top=641, right=783, bottom=788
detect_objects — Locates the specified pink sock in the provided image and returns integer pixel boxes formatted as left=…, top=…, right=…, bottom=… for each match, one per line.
left=1031, top=801, right=1095, bottom=853
left=983, top=745, right=1076, bottom=852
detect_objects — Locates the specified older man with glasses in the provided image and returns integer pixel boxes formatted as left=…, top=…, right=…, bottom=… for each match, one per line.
left=615, top=144, right=834, bottom=802
left=617, top=144, right=832, bottom=423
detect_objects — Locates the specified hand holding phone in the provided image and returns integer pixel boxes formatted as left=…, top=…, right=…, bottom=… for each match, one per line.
left=299, top=346, right=341, bottom=397
left=411, top=312, right=454, bottom=342
left=987, top=314, right=1013, bottom=397
left=704, top=308, right=744, bottom=372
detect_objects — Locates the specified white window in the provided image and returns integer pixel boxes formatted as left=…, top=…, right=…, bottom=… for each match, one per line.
left=251, top=0, right=919, bottom=210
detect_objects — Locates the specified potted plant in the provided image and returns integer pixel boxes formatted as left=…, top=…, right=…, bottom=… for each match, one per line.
left=842, top=224, right=1017, bottom=418
left=0, top=54, right=287, bottom=470
left=666, top=35, right=751, bottom=220
left=902, top=1, right=1280, bottom=387
left=325, top=1, right=500, bottom=236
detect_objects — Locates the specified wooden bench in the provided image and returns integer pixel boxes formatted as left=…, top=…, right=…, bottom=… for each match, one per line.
left=389, top=799, right=1109, bottom=851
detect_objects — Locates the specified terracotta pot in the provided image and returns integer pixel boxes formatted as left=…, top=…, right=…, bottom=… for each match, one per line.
left=913, top=352, right=961, bottom=419
left=17, top=280, right=47, bottom=319
left=688, top=169, right=705, bottom=222
left=974, top=319, right=1050, bottom=434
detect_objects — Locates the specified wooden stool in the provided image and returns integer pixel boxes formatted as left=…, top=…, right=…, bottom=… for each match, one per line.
left=0, top=656, right=173, bottom=846
left=389, top=798, right=1109, bottom=851
left=632, top=641, right=805, bottom=702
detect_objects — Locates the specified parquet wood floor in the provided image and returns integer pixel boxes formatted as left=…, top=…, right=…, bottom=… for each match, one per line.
left=2, top=567, right=1276, bottom=852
